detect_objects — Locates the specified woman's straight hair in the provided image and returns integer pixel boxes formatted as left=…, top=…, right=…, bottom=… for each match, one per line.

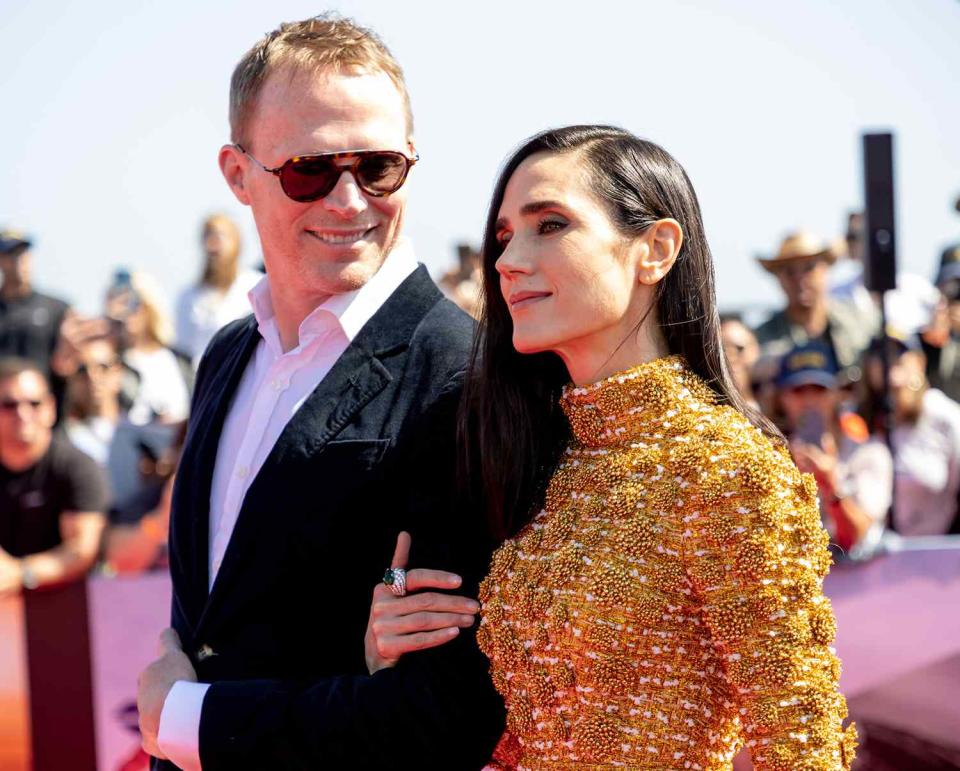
left=460, top=125, right=782, bottom=540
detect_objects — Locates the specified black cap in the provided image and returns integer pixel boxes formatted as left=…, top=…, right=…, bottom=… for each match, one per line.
left=0, top=229, right=32, bottom=255
left=868, top=328, right=923, bottom=357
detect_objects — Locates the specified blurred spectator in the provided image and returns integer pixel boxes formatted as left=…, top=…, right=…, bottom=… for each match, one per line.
left=925, top=246, right=960, bottom=401
left=106, top=270, right=190, bottom=427
left=104, top=271, right=190, bottom=512
left=862, top=333, right=960, bottom=535
left=438, top=242, right=482, bottom=318
left=0, top=357, right=107, bottom=596
left=0, top=229, right=71, bottom=391
left=778, top=342, right=892, bottom=556
left=719, top=313, right=761, bottom=411
left=175, top=214, right=261, bottom=366
left=63, top=334, right=123, bottom=465
left=829, top=210, right=876, bottom=321
left=754, top=231, right=876, bottom=384
left=104, top=423, right=184, bottom=575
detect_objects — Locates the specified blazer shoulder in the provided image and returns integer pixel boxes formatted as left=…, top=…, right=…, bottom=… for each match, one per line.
left=200, top=314, right=255, bottom=363
left=413, top=295, right=475, bottom=353
left=192, top=314, right=256, bottom=395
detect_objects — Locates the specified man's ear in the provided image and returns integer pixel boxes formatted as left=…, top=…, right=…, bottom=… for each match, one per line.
left=630, top=218, right=683, bottom=286
left=219, top=144, right=253, bottom=206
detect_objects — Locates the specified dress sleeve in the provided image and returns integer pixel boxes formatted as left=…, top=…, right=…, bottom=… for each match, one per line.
left=684, top=438, right=857, bottom=771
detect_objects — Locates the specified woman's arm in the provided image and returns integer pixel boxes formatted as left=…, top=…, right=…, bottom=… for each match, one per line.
left=686, top=441, right=857, bottom=770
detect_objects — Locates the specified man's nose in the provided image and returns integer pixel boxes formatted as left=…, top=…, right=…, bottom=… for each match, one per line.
left=321, top=171, right=367, bottom=218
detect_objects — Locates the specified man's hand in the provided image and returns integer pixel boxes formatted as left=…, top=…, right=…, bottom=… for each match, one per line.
left=50, top=311, right=113, bottom=377
left=0, top=549, right=23, bottom=598
left=137, top=628, right=198, bottom=759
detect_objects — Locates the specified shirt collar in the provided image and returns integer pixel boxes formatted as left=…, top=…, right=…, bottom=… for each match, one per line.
left=248, top=237, right=419, bottom=356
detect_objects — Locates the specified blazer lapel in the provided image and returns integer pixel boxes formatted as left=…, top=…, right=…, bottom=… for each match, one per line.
left=194, top=266, right=445, bottom=634
left=195, top=340, right=392, bottom=634
left=177, top=317, right=259, bottom=624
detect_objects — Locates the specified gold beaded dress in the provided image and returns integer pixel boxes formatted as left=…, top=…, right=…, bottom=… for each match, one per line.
left=477, top=356, right=857, bottom=770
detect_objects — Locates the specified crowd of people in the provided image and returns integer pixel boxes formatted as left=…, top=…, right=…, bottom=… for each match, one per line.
left=0, top=218, right=261, bottom=591
left=1, top=202, right=960, bottom=596
left=1, top=12, right=958, bottom=770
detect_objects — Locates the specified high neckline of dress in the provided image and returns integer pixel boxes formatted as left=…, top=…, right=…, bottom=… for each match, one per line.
left=560, top=355, right=714, bottom=447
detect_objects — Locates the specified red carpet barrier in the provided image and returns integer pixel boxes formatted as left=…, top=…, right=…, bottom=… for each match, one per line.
left=1, top=582, right=98, bottom=771
left=0, top=593, right=30, bottom=771
left=88, top=572, right=171, bottom=771
left=1, top=539, right=957, bottom=770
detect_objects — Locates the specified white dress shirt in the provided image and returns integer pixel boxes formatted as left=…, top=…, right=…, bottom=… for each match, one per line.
left=157, top=240, right=418, bottom=770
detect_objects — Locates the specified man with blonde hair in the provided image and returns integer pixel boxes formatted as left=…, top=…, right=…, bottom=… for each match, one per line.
left=137, top=15, right=502, bottom=770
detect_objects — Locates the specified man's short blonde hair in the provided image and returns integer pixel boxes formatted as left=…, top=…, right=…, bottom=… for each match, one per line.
left=229, top=14, right=413, bottom=148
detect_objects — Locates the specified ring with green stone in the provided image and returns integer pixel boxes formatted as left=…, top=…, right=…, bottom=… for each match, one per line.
left=383, top=567, right=407, bottom=597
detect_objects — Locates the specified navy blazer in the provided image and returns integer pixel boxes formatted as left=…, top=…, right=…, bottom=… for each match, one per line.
left=160, top=267, right=504, bottom=770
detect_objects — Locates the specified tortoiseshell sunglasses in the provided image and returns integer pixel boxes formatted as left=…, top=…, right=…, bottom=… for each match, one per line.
left=236, top=145, right=418, bottom=202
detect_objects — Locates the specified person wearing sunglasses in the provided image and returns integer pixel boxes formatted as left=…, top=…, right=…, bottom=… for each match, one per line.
left=0, top=357, right=108, bottom=598
left=137, top=14, right=502, bottom=771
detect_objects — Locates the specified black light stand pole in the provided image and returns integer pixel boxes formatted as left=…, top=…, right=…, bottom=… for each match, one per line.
left=862, top=132, right=898, bottom=531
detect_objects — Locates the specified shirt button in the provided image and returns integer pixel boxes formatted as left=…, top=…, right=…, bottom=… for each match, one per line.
left=271, top=379, right=284, bottom=391
left=236, top=465, right=249, bottom=479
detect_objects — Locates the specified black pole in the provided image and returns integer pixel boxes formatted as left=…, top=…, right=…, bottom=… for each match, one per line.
left=862, top=132, right=898, bottom=530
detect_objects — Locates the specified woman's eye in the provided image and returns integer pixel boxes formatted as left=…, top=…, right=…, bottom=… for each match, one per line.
left=496, top=231, right=513, bottom=247
left=538, top=219, right=566, bottom=235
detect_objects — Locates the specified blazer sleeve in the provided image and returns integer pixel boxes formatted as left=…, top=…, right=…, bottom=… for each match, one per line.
left=197, top=374, right=505, bottom=771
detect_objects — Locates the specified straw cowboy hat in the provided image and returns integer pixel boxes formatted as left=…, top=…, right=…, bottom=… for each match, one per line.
left=757, top=231, right=843, bottom=273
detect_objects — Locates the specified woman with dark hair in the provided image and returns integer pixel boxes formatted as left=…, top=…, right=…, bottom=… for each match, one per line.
left=368, top=126, right=856, bottom=769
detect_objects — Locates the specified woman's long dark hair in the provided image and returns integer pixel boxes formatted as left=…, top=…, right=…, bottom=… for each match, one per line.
left=460, top=125, right=782, bottom=540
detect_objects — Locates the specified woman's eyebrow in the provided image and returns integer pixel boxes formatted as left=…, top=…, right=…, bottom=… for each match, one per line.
left=519, top=200, right=564, bottom=216
left=496, top=200, right=566, bottom=231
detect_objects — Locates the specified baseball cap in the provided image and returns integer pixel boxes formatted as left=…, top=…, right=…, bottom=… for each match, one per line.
left=776, top=341, right=839, bottom=390
left=0, top=229, right=33, bottom=255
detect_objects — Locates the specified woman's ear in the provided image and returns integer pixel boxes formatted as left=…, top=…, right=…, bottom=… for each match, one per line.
left=631, top=218, right=683, bottom=286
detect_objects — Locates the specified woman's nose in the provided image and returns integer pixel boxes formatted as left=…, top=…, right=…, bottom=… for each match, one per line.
left=495, top=244, right=532, bottom=278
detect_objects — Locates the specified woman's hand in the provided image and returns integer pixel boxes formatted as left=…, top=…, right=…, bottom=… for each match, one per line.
left=364, top=531, right=481, bottom=675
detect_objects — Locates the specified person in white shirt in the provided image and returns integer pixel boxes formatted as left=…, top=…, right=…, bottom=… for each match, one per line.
left=175, top=214, right=262, bottom=366
left=862, top=332, right=960, bottom=536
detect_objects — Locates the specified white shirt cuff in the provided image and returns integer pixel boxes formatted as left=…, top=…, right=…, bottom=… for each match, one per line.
left=157, top=680, right=209, bottom=771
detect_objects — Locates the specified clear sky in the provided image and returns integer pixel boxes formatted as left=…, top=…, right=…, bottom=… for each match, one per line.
left=2, top=0, right=958, bottom=317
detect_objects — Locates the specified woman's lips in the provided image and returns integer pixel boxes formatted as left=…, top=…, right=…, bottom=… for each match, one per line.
left=508, top=291, right=552, bottom=309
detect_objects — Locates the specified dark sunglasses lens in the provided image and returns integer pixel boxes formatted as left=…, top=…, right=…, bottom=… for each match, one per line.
left=356, top=153, right=408, bottom=194
left=280, top=157, right=340, bottom=202
left=0, top=399, right=42, bottom=411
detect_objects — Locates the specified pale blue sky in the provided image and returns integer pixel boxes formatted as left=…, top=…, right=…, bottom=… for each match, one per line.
left=2, top=0, right=958, bottom=317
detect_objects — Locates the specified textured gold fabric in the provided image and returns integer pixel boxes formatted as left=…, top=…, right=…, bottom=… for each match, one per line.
left=478, top=356, right=857, bottom=770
